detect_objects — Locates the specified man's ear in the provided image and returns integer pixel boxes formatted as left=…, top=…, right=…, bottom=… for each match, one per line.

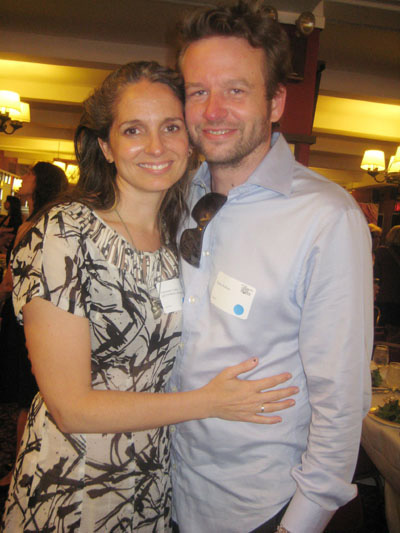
left=270, top=85, right=287, bottom=123
left=98, top=138, right=114, bottom=163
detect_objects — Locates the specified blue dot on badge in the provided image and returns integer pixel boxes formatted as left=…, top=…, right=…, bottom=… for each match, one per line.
left=233, top=304, right=244, bottom=316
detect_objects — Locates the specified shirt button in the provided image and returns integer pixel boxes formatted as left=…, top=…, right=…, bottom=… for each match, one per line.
left=170, top=425, right=176, bottom=433
left=179, top=342, right=184, bottom=349
left=171, top=386, right=178, bottom=392
left=188, top=296, right=197, bottom=304
left=203, top=250, right=210, bottom=256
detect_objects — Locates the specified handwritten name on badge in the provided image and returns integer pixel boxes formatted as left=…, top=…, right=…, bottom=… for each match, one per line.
left=157, top=278, right=183, bottom=313
left=211, top=271, right=256, bottom=320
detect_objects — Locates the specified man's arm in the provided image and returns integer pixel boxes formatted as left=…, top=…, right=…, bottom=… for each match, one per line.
left=281, top=207, right=373, bottom=533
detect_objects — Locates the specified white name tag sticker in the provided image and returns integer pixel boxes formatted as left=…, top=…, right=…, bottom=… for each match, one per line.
left=211, top=271, right=256, bottom=320
left=157, top=278, right=183, bottom=313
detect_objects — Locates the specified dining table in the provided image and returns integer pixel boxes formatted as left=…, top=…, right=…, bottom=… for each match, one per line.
left=361, top=390, right=400, bottom=533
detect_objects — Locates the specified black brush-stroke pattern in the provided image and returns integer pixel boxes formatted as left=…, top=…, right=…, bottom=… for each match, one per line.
left=2, top=203, right=181, bottom=532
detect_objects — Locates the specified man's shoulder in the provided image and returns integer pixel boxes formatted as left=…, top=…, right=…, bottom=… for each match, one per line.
left=291, top=161, right=357, bottom=211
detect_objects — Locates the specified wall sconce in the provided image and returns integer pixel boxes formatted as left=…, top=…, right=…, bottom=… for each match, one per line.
left=265, top=5, right=278, bottom=20
left=53, top=160, right=80, bottom=184
left=360, top=147, right=400, bottom=184
left=295, top=11, right=316, bottom=36
left=0, top=90, right=30, bottom=134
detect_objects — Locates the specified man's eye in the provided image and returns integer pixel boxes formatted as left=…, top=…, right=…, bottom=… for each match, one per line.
left=230, top=88, right=244, bottom=95
left=187, top=89, right=207, bottom=98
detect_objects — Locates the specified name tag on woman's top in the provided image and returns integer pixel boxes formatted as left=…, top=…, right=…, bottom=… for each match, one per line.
left=157, top=278, right=183, bottom=313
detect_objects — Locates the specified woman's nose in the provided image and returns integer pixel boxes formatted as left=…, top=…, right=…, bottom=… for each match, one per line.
left=145, top=132, right=165, bottom=155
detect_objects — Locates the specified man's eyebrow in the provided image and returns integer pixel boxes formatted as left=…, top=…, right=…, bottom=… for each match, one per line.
left=184, top=82, right=204, bottom=89
left=185, top=79, right=255, bottom=89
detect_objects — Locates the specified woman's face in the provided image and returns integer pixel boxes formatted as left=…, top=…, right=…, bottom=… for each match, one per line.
left=19, top=170, right=36, bottom=196
left=99, top=79, right=189, bottom=198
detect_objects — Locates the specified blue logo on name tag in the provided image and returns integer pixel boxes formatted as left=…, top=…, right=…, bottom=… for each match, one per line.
left=233, top=304, right=244, bottom=316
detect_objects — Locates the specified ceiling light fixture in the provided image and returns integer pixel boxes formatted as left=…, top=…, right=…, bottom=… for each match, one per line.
left=360, top=147, right=400, bottom=184
left=0, top=90, right=30, bottom=134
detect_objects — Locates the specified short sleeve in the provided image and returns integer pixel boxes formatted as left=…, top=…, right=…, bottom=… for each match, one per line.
left=12, top=206, right=90, bottom=323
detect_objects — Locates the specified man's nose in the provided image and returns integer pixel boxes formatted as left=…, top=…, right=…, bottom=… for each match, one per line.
left=203, top=93, right=228, bottom=122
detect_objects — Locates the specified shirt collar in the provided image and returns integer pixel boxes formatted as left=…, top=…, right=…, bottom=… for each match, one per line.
left=192, top=133, right=295, bottom=198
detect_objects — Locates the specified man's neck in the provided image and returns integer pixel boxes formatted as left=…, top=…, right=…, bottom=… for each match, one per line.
left=209, top=139, right=271, bottom=195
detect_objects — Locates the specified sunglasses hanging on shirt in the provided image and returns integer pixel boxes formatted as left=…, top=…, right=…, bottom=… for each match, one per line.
left=180, top=192, right=227, bottom=268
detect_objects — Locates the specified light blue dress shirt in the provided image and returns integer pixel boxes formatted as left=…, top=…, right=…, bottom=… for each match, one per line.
left=169, top=133, right=373, bottom=533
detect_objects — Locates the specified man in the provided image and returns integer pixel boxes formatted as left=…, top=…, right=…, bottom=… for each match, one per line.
left=169, top=1, right=373, bottom=532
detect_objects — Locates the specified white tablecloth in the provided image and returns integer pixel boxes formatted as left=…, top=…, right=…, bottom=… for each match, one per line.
left=361, top=391, right=400, bottom=533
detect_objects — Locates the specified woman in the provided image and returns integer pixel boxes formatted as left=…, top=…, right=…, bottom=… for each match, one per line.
left=0, top=163, right=68, bottom=487
left=2, top=62, right=297, bottom=532
left=18, top=161, right=69, bottom=216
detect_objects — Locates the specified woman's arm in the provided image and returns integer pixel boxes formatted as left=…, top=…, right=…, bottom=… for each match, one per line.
left=24, top=297, right=298, bottom=434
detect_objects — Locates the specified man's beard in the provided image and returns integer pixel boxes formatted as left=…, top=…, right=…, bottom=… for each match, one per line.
left=189, top=104, right=271, bottom=168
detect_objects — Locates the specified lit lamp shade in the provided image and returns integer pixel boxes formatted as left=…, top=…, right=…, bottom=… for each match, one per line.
left=393, top=146, right=400, bottom=163
left=53, top=160, right=66, bottom=171
left=0, top=90, right=21, bottom=115
left=9, top=102, right=30, bottom=123
left=360, top=150, right=385, bottom=172
left=388, top=152, right=400, bottom=175
left=66, top=164, right=79, bottom=184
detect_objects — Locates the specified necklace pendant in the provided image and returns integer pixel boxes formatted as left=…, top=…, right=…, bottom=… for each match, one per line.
left=150, top=295, right=163, bottom=319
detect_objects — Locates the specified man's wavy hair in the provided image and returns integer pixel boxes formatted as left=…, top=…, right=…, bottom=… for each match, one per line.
left=177, top=0, right=292, bottom=100
left=73, top=61, right=190, bottom=246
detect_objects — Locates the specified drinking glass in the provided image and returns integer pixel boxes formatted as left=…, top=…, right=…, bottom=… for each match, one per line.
left=386, top=362, right=400, bottom=391
left=373, top=344, right=389, bottom=367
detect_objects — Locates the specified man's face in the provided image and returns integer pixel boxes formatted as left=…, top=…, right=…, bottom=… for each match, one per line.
left=181, top=36, right=285, bottom=170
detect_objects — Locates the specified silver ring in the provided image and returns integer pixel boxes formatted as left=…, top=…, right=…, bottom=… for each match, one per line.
left=260, top=405, right=265, bottom=413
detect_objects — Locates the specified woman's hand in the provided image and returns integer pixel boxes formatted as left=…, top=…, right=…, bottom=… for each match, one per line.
left=202, top=357, right=298, bottom=424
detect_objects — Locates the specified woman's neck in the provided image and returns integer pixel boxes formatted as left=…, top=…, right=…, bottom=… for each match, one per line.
left=99, top=193, right=164, bottom=252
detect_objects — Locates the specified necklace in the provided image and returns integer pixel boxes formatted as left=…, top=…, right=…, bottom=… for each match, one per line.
left=114, top=207, right=163, bottom=320
left=114, top=207, right=135, bottom=247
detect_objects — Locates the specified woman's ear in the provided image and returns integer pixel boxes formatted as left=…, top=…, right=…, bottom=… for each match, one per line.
left=98, top=138, right=114, bottom=163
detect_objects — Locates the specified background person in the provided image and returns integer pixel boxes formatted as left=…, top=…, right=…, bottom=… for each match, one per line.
left=368, top=222, right=382, bottom=256
left=2, top=61, right=296, bottom=532
left=169, top=1, right=373, bottom=532
left=0, top=196, right=23, bottom=270
left=0, top=195, right=22, bottom=237
left=0, top=162, right=68, bottom=490
left=0, top=228, right=14, bottom=255
left=374, top=225, right=400, bottom=341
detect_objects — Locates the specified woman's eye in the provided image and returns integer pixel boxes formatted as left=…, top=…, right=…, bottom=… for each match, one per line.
left=124, top=127, right=139, bottom=135
left=165, top=124, right=180, bottom=133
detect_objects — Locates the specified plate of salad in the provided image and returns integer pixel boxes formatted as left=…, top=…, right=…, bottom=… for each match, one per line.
left=369, top=398, right=400, bottom=428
